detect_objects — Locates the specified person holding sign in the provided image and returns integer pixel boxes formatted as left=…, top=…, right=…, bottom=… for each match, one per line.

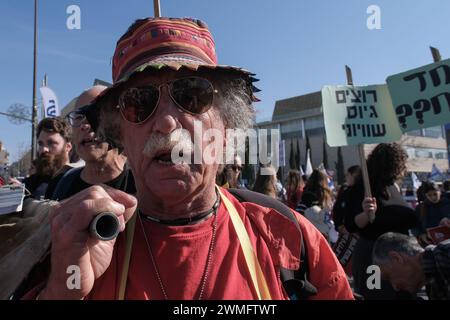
left=344, top=143, right=419, bottom=299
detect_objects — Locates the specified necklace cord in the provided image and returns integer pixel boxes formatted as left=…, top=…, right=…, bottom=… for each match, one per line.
left=138, top=189, right=220, bottom=300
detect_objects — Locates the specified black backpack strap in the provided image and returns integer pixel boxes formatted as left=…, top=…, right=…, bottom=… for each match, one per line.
left=227, top=188, right=317, bottom=300
left=51, top=167, right=83, bottom=201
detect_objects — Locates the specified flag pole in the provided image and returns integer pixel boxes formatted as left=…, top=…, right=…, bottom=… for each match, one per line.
left=31, top=0, right=39, bottom=161
left=153, top=0, right=161, bottom=17
left=345, top=65, right=373, bottom=201
left=40, top=74, right=47, bottom=120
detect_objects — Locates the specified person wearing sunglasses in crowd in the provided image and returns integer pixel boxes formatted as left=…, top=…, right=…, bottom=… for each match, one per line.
left=219, top=155, right=246, bottom=189
left=46, top=86, right=135, bottom=201
left=27, top=17, right=352, bottom=300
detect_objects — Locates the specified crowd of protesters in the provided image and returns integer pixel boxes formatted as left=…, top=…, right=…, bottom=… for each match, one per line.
left=1, top=17, right=354, bottom=301
left=216, top=142, right=450, bottom=300
left=0, top=16, right=449, bottom=301
left=3, top=116, right=450, bottom=300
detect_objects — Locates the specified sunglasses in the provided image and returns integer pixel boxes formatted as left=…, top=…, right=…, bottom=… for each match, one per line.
left=118, top=76, right=217, bottom=124
left=231, top=165, right=242, bottom=172
left=66, top=111, right=87, bottom=128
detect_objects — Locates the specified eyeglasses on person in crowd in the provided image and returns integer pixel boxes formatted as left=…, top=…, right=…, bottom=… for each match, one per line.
left=65, top=111, right=87, bottom=128
left=226, top=164, right=242, bottom=172
left=231, top=165, right=242, bottom=172
left=117, top=76, right=218, bottom=124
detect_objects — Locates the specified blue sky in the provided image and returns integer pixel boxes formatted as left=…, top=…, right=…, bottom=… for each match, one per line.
left=1, top=0, right=449, bottom=161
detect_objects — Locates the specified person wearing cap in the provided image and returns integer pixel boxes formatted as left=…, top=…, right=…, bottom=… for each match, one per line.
left=33, top=17, right=353, bottom=300
left=46, top=86, right=135, bottom=201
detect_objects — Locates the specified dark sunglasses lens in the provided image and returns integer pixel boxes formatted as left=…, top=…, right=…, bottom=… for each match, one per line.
left=171, top=77, right=214, bottom=114
left=119, top=86, right=159, bottom=123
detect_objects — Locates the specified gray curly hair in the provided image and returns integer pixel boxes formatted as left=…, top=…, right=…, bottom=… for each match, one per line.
left=372, top=232, right=424, bottom=266
left=97, top=74, right=256, bottom=151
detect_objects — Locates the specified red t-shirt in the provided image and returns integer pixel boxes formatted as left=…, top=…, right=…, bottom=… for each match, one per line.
left=83, top=189, right=353, bottom=300
left=24, top=189, right=353, bottom=300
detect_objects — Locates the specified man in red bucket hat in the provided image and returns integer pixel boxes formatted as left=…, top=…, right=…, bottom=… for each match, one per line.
left=30, top=17, right=353, bottom=300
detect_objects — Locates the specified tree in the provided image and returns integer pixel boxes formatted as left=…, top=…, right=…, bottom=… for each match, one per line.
left=289, top=139, right=296, bottom=170
left=9, top=143, right=31, bottom=177
left=305, top=132, right=311, bottom=164
left=322, top=138, right=329, bottom=169
left=276, top=166, right=283, bottom=184
left=295, top=138, right=301, bottom=170
left=241, top=136, right=254, bottom=187
left=335, top=147, right=345, bottom=185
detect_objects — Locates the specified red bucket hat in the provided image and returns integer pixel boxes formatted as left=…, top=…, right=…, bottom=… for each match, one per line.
left=95, top=17, right=259, bottom=105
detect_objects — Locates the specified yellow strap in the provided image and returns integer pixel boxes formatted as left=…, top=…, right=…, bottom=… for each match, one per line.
left=217, top=188, right=272, bottom=300
left=118, top=212, right=137, bottom=300
left=116, top=189, right=272, bottom=300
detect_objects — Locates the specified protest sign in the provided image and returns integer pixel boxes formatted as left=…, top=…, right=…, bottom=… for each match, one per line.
left=322, top=84, right=402, bottom=147
left=386, top=58, right=450, bottom=132
left=427, top=225, right=450, bottom=244
left=0, top=185, right=25, bottom=215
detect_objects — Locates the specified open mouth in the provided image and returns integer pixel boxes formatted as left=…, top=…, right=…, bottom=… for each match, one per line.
left=154, top=150, right=176, bottom=164
left=153, top=149, right=189, bottom=165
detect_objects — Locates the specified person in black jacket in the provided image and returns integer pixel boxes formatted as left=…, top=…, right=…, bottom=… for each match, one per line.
left=344, top=143, right=419, bottom=300
left=332, top=165, right=360, bottom=235
left=443, top=180, right=450, bottom=200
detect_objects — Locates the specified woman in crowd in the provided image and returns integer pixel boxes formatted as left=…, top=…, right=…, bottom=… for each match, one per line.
left=297, top=169, right=336, bottom=242
left=332, top=165, right=361, bottom=235
left=344, top=143, right=419, bottom=300
left=252, top=166, right=278, bottom=199
left=286, top=170, right=304, bottom=209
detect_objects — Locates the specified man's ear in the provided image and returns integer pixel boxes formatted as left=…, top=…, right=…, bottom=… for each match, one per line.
left=66, top=142, right=72, bottom=153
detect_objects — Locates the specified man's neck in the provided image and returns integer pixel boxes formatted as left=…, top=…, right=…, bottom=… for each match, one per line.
left=139, top=184, right=218, bottom=223
left=81, top=153, right=126, bottom=185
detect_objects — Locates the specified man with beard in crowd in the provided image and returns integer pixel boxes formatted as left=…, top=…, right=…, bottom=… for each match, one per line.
left=23, top=118, right=72, bottom=199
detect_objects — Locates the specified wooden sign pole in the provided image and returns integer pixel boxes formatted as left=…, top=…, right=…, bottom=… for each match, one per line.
left=430, top=46, right=442, bottom=63
left=345, top=66, right=374, bottom=219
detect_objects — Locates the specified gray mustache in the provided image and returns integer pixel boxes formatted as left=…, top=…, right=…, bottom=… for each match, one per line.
left=142, top=129, right=194, bottom=160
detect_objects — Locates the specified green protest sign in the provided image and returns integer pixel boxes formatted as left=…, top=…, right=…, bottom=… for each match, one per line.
left=322, top=84, right=402, bottom=147
left=386, top=58, right=450, bottom=132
